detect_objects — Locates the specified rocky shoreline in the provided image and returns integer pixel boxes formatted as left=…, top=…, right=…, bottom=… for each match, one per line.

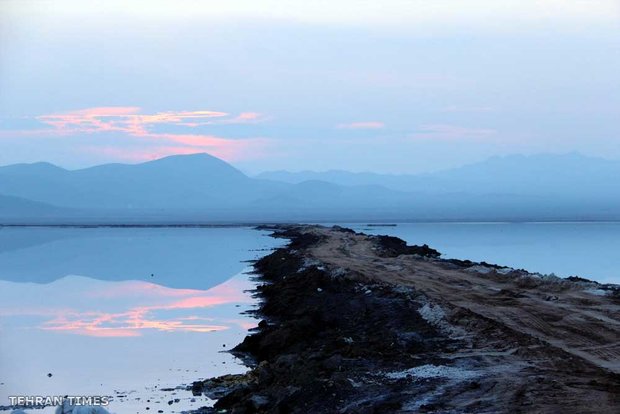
left=190, top=225, right=620, bottom=413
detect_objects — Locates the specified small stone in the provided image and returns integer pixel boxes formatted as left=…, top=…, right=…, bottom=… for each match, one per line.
left=249, top=395, right=270, bottom=409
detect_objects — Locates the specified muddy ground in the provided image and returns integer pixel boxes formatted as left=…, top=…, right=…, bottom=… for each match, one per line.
left=190, top=225, right=620, bottom=413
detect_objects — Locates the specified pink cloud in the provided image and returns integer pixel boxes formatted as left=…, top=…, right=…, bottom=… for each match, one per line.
left=37, top=107, right=235, bottom=134
left=0, top=276, right=259, bottom=338
left=42, top=314, right=230, bottom=336
left=38, top=107, right=142, bottom=134
left=220, top=112, right=269, bottom=124
left=337, top=121, right=385, bottom=129
left=37, top=279, right=254, bottom=337
left=236, top=112, right=261, bottom=121
left=37, top=107, right=263, bottom=135
left=29, top=106, right=272, bottom=162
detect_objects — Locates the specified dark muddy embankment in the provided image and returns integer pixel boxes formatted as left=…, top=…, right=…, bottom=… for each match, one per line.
left=191, top=226, right=453, bottom=413
left=189, top=225, right=620, bottom=413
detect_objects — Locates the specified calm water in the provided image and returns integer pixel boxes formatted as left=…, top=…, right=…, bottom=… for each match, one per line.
left=2, top=223, right=618, bottom=413
left=344, top=222, right=620, bottom=284
left=0, top=227, right=283, bottom=413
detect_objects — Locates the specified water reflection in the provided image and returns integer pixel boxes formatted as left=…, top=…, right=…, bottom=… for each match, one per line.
left=0, top=227, right=281, bottom=413
left=2, top=276, right=253, bottom=338
left=0, top=226, right=269, bottom=288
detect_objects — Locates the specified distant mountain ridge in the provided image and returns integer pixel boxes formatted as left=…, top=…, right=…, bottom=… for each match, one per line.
left=256, top=153, right=620, bottom=197
left=0, top=194, right=63, bottom=216
left=0, top=153, right=416, bottom=222
left=1, top=152, right=619, bottom=223
left=0, top=153, right=258, bottom=209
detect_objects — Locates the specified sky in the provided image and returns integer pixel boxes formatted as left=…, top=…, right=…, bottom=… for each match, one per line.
left=0, top=0, right=619, bottom=174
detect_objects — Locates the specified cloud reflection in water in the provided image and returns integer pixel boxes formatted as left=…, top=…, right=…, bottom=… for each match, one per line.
left=0, top=274, right=257, bottom=338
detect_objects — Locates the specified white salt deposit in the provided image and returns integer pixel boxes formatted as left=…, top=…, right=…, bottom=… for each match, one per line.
left=386, top=364, right=479, bottom=380
left=466, top=265, right=493, bottom=274
left=55, top=404, right=110, bottom=414
left=418, top=303, right=446, bottom=326
left=497, top=267, right=514, bottom=275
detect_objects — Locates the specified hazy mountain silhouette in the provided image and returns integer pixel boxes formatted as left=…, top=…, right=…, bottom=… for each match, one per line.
left=1, top=152, right=619, bottom=222
left=0, top=194, right=63, bottom=217
left=0, top=154, right=264, bottom=209
left=256, top=153, right=620, bottom=199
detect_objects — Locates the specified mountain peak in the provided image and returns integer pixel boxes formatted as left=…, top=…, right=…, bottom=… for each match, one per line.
left=146, top=152, right=218, bottom=162
left=138, top=152, right=247, bottom=178
left=0, top=161, right=67, bottom=174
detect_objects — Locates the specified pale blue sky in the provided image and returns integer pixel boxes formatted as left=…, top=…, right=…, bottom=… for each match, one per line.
left=1, top=0, right=619, bottom=173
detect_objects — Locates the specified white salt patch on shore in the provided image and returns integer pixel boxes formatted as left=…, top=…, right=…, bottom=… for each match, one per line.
left=55, top=405, right=110, bottom=414
left=586, top=288, right=607, bottom=296
left=466, top=265, right=493, bottom=274
left=329, top=267, right=347, bottom=278
left=418, top=303, right=446, bottom=326
left=298, top=258, right=322, bottom=272
left=497, top=267, right=514, bottom=275
left=418, top=302, right=468, bottom=339
left=386, top=364, right=479, bottom=380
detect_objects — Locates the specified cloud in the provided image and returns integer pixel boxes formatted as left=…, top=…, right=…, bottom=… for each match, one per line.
left=411, top=124, right=497, bottom=140
left=220, top=112, right=267, bottom=125
left=36, top=107, right=259, bottom=135
left=22, top=106, right=272, bottom=162
left=37, top=106, right=142, bottom=134
left=337, top=121, right=385, bottom=130
left=0, top=278, right=256, bottom=337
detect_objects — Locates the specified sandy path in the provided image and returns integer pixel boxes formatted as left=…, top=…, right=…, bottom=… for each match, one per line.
left=303, top=226, right=620, bottom=412
left=197, top=225, right=620, bottom=414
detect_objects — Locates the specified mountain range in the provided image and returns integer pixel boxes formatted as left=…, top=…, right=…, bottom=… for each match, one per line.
left=0, top=152, right=619, bottom=223
left=256, top=153, right=620, bottom=198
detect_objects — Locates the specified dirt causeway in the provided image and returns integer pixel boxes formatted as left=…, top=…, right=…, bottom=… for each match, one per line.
left=192, top=225, right=620, bottom=413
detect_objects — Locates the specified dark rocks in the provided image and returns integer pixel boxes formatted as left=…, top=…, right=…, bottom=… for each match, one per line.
left=248, top=395, right=270, bottom=410
left=444, top=258, right=504, bottom=269
left=191, top=381, right=204, bottom=396
left=194, top=374, right=254, bottom=400
left=322, top=354, right=343, bottom=371
left=566, top=275, right=596, bottom=283
left=331, top=225, right=356, bottom=234
left=191, top=226, right=449, bottom=413
left=374, top=235, right=440, bottom=258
